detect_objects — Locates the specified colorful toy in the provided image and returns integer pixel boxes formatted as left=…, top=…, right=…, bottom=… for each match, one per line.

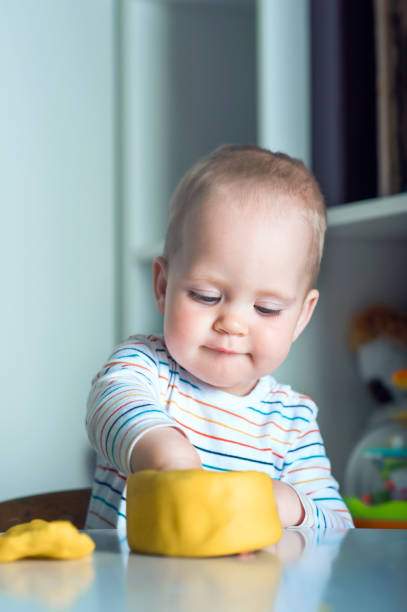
left=349, top=305, right=407, bottom=405
left=345, top=304, right=407, bottom=527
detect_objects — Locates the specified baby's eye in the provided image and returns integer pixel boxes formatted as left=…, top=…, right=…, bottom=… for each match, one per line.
left=254, top=305, right=282, bottom=316
left=189, top=291, right=220, bottom=304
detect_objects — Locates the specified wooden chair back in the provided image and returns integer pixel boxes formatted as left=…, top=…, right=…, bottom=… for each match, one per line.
left=0, top=488, right=91, bottom=532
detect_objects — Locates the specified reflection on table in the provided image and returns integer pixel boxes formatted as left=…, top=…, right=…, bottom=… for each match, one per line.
left=0, top=527, right=406, bottom=611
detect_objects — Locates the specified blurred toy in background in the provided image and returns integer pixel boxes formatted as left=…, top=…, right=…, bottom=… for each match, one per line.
left=349, top=305, right=407, bottom=405
left=344, top=305, right=407, bottom=527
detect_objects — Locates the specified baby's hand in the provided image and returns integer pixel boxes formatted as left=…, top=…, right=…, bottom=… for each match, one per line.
left=271, top=479, right=305, bottom=527
left=130, top=427, right=202, bottom=472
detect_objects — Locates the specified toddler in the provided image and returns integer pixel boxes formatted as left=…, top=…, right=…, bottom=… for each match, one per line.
left=85, top=145, right=353, bottom=530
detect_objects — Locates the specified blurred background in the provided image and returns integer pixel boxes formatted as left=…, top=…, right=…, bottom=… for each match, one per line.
left=1, top=0, right=406, bottom=502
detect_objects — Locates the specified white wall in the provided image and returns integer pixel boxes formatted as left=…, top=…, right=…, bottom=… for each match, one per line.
left=0, top=0, right=116, bottom=500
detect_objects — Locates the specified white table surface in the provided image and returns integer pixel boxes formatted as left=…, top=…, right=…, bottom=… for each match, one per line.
left=0, top=527, right=406, bottom=611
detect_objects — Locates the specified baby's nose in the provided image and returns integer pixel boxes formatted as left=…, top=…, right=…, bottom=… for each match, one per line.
left=213, top=311, right=248, bottom=336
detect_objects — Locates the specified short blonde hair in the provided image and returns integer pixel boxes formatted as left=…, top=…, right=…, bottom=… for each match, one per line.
left=163, top=144, right=327, bottom=284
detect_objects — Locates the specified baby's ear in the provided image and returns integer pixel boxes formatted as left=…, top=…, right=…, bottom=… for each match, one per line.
left=153, top=256, right=168, bottom=315
left=293, top=289, right=319, bottom=341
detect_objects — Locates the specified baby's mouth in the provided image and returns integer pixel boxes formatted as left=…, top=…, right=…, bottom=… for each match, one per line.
left=206, top=346, right=243, bottom=355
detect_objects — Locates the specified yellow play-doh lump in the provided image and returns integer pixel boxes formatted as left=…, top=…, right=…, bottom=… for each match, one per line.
left=126, top=470, right=282, bottom=557
left=0, top=519, right=95, bottom=562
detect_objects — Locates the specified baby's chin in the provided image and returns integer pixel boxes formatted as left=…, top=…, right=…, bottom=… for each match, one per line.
left=164, top=342, right=259, bottom=394
left=191, top=372, right=259, bottom=396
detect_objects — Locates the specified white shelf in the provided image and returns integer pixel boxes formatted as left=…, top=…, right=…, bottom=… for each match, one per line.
left=327, top=192, right=407, bottom=239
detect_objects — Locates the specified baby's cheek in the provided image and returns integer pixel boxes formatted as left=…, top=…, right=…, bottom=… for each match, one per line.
left=165, top=306, right=196, bottom=355
left=173, top=307, right=198, bottom=340
left=173, top=300, right=205, bottom=334
left=256, top=329, right=291, bottom=366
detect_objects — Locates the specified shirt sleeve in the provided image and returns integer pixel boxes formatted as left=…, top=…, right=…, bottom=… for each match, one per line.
left=86, top=336, right=181, bottom=476
left=280, top=402, right=354, bottom=528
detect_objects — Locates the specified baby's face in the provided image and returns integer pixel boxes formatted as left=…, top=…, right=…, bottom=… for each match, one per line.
left=154, top=185, right=319, bottom=396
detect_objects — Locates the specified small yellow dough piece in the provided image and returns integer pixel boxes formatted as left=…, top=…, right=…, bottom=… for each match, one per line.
left=127, top=470, right=282, bottom=557
left=0, top=519, right=95, bottom=562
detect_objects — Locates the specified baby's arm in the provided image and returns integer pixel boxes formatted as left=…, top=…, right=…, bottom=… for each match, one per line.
left=279, top=410, right=353, bottom=528
left=86, top=336, right=201, bottom=477
left=271, top=479, right=305, bottom=527
left=130, top=427, right=202, bottom=472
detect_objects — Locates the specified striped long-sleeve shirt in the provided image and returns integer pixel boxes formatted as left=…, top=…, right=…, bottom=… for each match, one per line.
left=85, top=334, right=353, bottom=529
